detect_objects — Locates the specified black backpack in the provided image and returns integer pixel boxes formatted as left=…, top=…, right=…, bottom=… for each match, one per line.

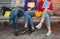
left=1, top=6, right=11, bottom=16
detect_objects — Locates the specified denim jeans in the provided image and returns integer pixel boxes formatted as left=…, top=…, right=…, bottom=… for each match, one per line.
left=42, top=10, right=53, bottom=26
left=9, top=9, right=24, bottom=30
left=24, top=11, right=34, bottom=27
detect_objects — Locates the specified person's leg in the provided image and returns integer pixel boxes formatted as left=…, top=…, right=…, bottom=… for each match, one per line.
left=9, top=9, right=19, bottom=36
left=5, top=10, right=14, bottom=24
left=24, top=12, right=29, bottom=28
left=17, top=9, right=24, bottom=17
left=27, top=15, right=35, bottom=34
left=45, top=11, right=53, bottom=36
left=28, top=15, right=35, bottom=30
left=20, top=12, right=29, bottom=33
left=13, top=16, right=18, bottom=31
left=36, top=10, right=52, bottom=36
left=23, top=11, right=35, bottom=33
left=45, top=11, right=52, bottom=37
left=9, top=10, right=15, bottom=21
left=45, top=14, right=51, bottom=31
left=24, top=11, right=35, bottom=34
left=13, top=16, right=19, bottom=36
left=7, top=9, right=19, bottom=23
left=36, top=10, right=47, bottom=29
left=24, top=11, right=34, bottom=28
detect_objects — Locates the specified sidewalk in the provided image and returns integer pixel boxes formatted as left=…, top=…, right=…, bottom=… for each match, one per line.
left=0, top=22, right=60, bottom=39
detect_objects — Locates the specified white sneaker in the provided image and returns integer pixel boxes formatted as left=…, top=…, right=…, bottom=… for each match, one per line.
left=24, top=25, right=27, bottom=28
left=46, top=31, right=52, bottom=37
left=36, top=23, right=42, bottom=29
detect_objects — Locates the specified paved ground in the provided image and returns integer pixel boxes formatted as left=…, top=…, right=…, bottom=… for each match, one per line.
left=0, top=22, right=60, bottom=39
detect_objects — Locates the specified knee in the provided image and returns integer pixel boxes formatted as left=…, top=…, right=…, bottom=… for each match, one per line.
left=24, top=12, right=28, bottom=16
left=11, top=10, right=14, bottom=13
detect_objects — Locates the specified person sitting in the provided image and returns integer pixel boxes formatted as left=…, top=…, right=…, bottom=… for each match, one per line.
left=6, top=0, right=25, bottom=36
left=36, top=0, right=53, bottom=37
left=23, top=7, right=35, bottom=34
left=23, top=0, right=38, bottom=34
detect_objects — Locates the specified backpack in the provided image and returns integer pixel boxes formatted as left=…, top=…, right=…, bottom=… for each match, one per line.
left=1, top=6, right=11, bottom=16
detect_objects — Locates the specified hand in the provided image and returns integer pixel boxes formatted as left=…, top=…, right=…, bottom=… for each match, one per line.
left=45, top=8, right=48, bottom=10
left=6, top=20, right=10, bottom=24
left=3, top=20, right=10, bottom=25
left=16, top=5, right=19, bottom=8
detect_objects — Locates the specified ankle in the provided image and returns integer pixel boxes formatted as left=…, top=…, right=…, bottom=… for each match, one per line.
left=24, top=23, right=28, bottom=28
left=32, top=27, right=35, bottom=30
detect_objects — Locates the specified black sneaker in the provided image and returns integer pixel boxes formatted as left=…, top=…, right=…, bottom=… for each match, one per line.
left=21, top=28, right=28, bottom=34
left=14, top=31, right=19, bottom=36
left=29, top=30, right=35, bottom=35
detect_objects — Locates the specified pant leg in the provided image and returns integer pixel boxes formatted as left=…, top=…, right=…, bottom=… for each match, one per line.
left=13, top=16, right=18, bottom=30
left=9, top=10, right=15, bottom=21
left=41, top=10, right=47, bottom=20
left=9, top=9, right=19, bottom=31
left=45, top=10, right=52, bottom=26
left=9, top=9, right=24, bottom=31
left=41, top=10, right=51, bottom=27
left=47, top=10, right=53, bottom=16
left=24, top=11, right=34, bottom=27
left=45, top=14, right=50, bottom=26
left=17, top=9, right=24, bottom=17
left=24, top=12, right=29, bottom=23
left=28, top=15, right=34, bottom=27
left=9, top=9, right=19, bottom=21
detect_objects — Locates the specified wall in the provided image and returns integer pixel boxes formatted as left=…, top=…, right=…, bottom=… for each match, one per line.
left=52, top=0, right=60, bottom=10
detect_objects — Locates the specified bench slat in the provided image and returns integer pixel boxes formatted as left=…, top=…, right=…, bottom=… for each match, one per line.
left=0, top=16, right=60, bottom=23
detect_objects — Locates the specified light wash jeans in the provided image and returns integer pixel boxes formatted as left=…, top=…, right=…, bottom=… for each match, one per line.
left=42, top=10, right=53, bottom=26
left=24, top=11, right=34, bottom=27
left=9, top=9, right=24, bottom=30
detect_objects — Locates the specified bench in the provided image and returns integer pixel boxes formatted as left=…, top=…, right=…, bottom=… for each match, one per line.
left=0, top=15, right=60, bottom=23
left=0, top=8, right=60, bottom=23
left=0, top=2, right=60, bottom=23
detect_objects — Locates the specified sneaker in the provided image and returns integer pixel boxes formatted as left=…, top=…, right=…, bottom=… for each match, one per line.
left=28, top=30, right=35, bottom=35
left=46, top=31, right=52, bottom=37
left=14, top=31, right=19, bottom=36
left=36, top=23, right=42, bottom=29
left=21, top=28, right=28, bottom=34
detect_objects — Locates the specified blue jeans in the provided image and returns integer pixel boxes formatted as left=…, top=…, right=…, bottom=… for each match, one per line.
left=24, top=11, right=34, bottom=27
left=9, top=9, right=24, bottom=30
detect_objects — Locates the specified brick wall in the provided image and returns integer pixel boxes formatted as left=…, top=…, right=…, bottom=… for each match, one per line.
left=51, top=0, right=60, bottom=15
left=51, top=0, right=60, bottom=10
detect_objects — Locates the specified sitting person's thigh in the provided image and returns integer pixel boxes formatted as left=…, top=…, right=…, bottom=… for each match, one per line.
left=47, top=10, right=53, bottom=16
left=17, top=9, right=24, bottom=17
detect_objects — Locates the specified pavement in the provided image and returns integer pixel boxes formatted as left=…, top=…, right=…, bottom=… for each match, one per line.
left=0, top=22, right=60, bottom=39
